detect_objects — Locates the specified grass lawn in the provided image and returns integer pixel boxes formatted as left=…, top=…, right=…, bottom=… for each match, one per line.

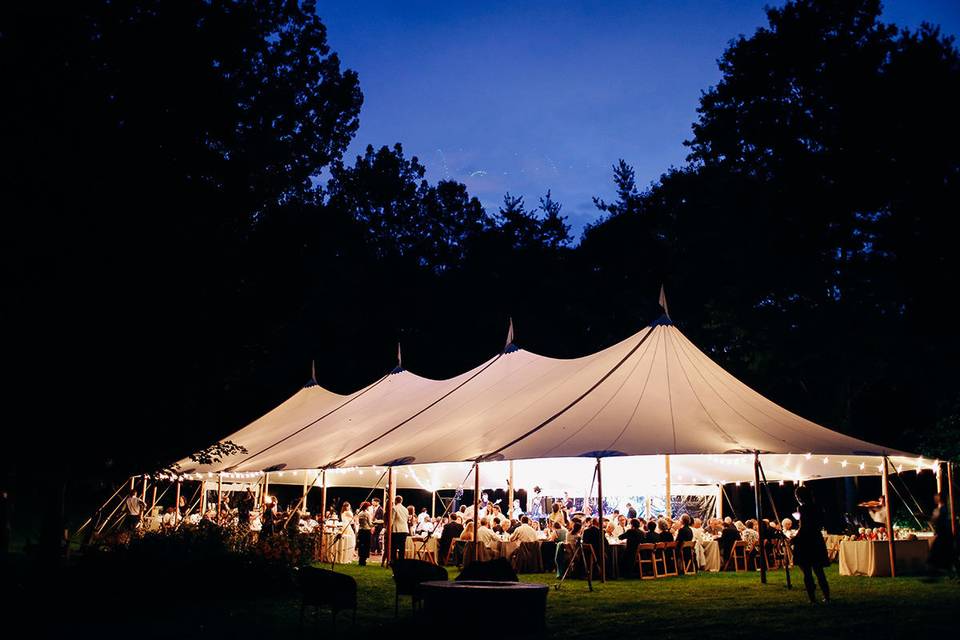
left=318, top=563, right=958, bottom=638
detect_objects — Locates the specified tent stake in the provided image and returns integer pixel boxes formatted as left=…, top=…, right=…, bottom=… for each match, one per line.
left=753, top=452, right=766, bottom=584
left=596, top=457, right=605, bottom=583
left=882, top=456, right=896, bottom=577
left=664, top=454, right=671, bottom=518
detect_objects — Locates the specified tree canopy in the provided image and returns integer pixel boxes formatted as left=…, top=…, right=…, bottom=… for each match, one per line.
left=3, top=0, right=958, bottom=503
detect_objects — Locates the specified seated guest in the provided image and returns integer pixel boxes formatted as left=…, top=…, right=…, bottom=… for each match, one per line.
left=569, top=519, right=583, bottom=544
left=438, top=514, right=463, bottom=563
left=675, top=514, right=694, bottom=544
left=719, top=521, right=741, bottom=562
left=691, top=517, right=705, bottom=542
left=619, top=518, right=645, bottom=575
left=492, top=517, right=505, bottom=535
left=550, top=520, right=567, bottom=543
left=742, top=519, right=760, bottom=551
left=510, top=516, right=538, bottom=543
left=644, top=519, right=659, bottom=543
left=675, top=514, right=694, bottom=571
left=460, top=520, right=474, bottom=541
left=657, top=519, right=674, bottom=543
left=781, top=518, right=796, bottom=538
left=477, top=518, right=501, bottom=548
left=581, top=518, right=607, bottom=572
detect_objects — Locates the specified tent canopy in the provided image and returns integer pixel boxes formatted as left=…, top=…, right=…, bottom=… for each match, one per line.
left=176, top=319, right=921, bottom=487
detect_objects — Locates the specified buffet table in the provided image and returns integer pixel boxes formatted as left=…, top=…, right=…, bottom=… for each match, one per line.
left=838, top=540, right=929, bottom=576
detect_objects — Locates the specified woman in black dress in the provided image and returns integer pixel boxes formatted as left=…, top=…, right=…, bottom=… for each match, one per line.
left=792, top=485, right=830, bottom=604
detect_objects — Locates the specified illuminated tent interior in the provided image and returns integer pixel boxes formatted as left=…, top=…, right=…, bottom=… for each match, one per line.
left=172, top=313, right=932, bottom=504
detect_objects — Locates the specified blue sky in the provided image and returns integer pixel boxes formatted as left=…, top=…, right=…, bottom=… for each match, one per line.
left=318, top=1, right=960, bottom=235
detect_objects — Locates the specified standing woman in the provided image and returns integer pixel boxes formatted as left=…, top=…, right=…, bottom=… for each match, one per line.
left=356, top=501, right=373, bottom=566
left=792, top=485, right=830, bottom=604
left=338, top=502, right=357, bottom=564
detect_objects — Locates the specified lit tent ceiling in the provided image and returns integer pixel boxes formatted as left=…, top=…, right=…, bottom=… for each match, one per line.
left=175, top=318, right=925, bottom=492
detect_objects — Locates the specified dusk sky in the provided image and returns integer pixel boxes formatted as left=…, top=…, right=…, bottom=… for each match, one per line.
left=320, top=1, right=960, bottom=235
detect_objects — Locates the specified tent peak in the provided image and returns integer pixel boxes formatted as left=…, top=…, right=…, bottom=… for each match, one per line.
left=658, top=284, right=671, bottom=321
left=503, top=316, right=516, bottom=352
left=303, top=360, right=318, bottom=388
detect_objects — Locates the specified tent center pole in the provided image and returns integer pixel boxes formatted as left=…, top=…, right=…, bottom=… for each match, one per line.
left=882, top=456, right=896, bottom=577
left=716, top=483, right=723, bottom=520
left=664, top=454, right=671, bottom=519
left=508, top=460, right=515, bottom=520
left=597, top=457, right=605, bottom=583
left=383, top=467, right=393, bottom=567
left=473, top=462, right=481, bottom=563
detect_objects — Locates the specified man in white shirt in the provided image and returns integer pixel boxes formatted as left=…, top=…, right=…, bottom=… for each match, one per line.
left=476, top=517, right=500, bottom=548
left=390, top=495, right=409, bottom=564
left=509, top=516, right=538, bottom=543
left=124, top=490, right=146, bottom=531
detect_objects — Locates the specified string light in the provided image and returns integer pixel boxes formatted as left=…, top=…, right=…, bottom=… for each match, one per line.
left=841, top=460, right=848, bottom=468
left=805, top=453, right=812, bottom=460
left=822, top=457, right=829, bottom=465
left=859, top=462, right=865, bottom=471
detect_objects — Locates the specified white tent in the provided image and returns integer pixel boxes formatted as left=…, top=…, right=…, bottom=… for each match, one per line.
left=174, top=317, right=930, bottom=495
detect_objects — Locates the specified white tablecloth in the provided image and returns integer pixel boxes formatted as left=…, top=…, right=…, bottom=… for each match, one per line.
left=701, top=540, right=721, bottom=572
left=838, top=540, right=929, bottom=576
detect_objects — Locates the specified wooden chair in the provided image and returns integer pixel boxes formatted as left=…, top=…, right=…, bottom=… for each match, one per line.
left=660, top=541, right=679, bottom=577
left=680, top=541, right=698, bottom=575
left=764, top=539, right=781, bottom=570
left=636, top=543, right=657, bottom=579
left=723, top=540, right=748, bottom=572
left=297, top=567, right=357, bottom=628
left=510, top=541, right=544, bottom=574
left=652, top=542, right=668, bottom=577
left=391, top=559, right=448, bottom=616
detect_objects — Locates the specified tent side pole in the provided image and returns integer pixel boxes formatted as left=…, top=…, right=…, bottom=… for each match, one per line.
left=664, top=454, right=671, bottom=519
left=508, top=460, right=515, bottom=520
left=303, top=471, right=310, bottom=513
left=201, top=481, right=207, bottom=515
left=948, top=462, right=956, bottom=538
left=431, top=490, right=436, bottom=519
left=174, top=480, right=182, bottom=524
left=716, top=484, right=723, bottom=520
left=753, top=452, right=766, bottom=584
left=597, top=457, right=605, bottom=583
left=150, top=485, right=157, bottom=517
left=936, top=463, right=943, bottom=495
left=140, top=475, right=148, bottom=506
left=882, top=456, right=896, bottom=577
left=384, top=467, right=393, bottom=567
left=321, top=469, right=329, bottom=562
left=263, top=472, right=270, bottom=509
left=645, top=495, right=651, bottom=520
left=216, top=473, right=223, bottom=518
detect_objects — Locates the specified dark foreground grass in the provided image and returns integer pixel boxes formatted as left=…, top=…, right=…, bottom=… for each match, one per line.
left=28, top=555, right=959, bottom=639
left=327, top=564, right=958, bottom=639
